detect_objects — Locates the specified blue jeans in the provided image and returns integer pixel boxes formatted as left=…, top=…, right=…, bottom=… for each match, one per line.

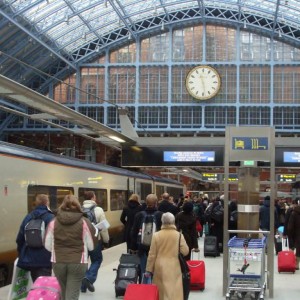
left=82, top=241, right=103, bottom=289
left=139, top=252, right=148, bottom=279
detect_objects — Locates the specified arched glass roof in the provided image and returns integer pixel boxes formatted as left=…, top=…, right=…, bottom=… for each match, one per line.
left=1, top=0, right=300, bottom=89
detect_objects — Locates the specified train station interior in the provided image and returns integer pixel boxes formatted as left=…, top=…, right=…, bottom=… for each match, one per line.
left=1, top=0, right=300, bottom=299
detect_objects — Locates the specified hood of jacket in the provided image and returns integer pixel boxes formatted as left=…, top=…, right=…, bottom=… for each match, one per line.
left=263, top=199, right=270, bottom=207
left=31, top=205, right=53, bottom=218
left=56, top=209, right=83, bottom=225
left=82, top=199, right=97, bottom=208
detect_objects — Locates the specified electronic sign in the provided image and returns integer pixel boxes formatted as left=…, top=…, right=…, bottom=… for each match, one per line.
left=201, top=173, right=221, bottom=182
left=277, top=174, right=296, bottom=182
left=276, top=148, right=300, bottom=167
left=122, top=146, right=224, bottom=167
left=163, top=151, right=215, bottom=162
left=284, top=152, right=300, bottom=163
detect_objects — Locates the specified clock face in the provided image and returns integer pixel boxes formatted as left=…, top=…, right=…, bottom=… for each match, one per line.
left=185, top=66, right=221, bottom=100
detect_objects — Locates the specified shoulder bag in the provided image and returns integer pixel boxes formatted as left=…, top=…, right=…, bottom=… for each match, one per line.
left=178, top=233, right=190, bottom=300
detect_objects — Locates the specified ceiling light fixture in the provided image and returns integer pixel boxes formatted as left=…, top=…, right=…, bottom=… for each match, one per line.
left=161, top=22, right=165, bottom=31
left=104, top=0, right=108, bottom=7
left=243, top=21, right=247, bottom=29
left=107, top=135, right=126, bottom=143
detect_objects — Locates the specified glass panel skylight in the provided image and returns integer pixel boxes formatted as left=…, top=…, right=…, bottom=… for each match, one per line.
left=4, top=0, right=300, bottom=54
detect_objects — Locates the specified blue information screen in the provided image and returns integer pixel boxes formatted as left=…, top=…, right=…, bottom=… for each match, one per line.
left=284, top=152, right=300, bottom=163
left=232, top=137, right=268, bottom=150
left=163, top=151, right=215, bottom=162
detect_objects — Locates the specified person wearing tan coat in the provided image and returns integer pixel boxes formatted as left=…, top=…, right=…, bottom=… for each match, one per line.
left=146, top=212, right=189, bottom=300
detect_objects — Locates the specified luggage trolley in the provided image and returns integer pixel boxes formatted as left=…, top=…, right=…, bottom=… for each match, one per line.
left=226, top=236, right=266, bottom=300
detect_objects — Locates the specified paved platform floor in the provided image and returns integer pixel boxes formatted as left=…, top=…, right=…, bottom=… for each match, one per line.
left=1, top=237, right=300, bottom=299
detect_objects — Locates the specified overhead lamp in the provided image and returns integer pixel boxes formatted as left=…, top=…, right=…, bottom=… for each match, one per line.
left=243, top=21, right=247, bottom=29
left=161, top=22, right=165, bottom=31
left=128, top=33, right=131, bottom=40
left=82, top=33, right=87, bottom=40
left=285, top=0, right=288, bottom=5
left=107, top=135, right=126, bottom=143
left=278, top=29, right=282, bottom=38
left=104, top=0, right=108, bottom=7
left=95, top=46, right=100, bottom=52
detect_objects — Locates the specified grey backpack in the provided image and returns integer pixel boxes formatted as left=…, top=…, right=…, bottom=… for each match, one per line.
left=24, top=213, right=47, bottom=248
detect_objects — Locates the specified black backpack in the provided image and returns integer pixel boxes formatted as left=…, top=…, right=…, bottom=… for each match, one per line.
left=82, top=205, right=97, bottom=224
left=24, top=212, right=47, bottom=248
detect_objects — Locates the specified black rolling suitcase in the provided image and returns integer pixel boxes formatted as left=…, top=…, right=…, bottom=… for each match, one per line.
left=204, top=236, right=219, bottom=257
left=114, top=254, right=140, bottom=297
left=275, top=235, right=282, bottom=255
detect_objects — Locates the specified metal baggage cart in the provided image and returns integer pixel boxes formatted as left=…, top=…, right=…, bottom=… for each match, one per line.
left=226, top=236, right=266, bottom=300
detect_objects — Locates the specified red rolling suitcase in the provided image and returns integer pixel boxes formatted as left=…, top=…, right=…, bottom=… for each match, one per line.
left=187, top=250, right=205, bottom=291
left=124, top=283, right=159, bottom=300
left=278, top=238, right=296, bottom=273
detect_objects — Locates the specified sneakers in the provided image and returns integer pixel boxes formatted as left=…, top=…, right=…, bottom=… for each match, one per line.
left=82, top=278, right=95, bottom=292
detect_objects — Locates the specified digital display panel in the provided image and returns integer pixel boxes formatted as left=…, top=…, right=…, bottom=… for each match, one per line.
left=122, top=146, right=224, bottom=167
left=277, top=174, right=296, bottom=182
left=284, top=152, right=300, bottom=163
left=163, top=151, right=215, bottom=162
left=275, top=148, right=300, bottom=167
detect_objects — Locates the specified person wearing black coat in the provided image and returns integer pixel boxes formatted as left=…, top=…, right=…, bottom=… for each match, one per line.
left=130, top=194, right=163, bottom=276
left=175, top=201, right=199, bottom=260
left=287, top=205, right=300, bottom=270
left=16, top=194, right=54, bottom=282
left=158, top=192, right=179, bottom=216
left=120, top=194, right=142, bottom=252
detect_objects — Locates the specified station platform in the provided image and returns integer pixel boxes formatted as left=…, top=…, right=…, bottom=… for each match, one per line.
left=1, top=237, right=299, bottom=300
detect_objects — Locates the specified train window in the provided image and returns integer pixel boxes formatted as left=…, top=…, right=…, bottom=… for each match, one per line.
left=78, top=188, right=108, bottom=211
left=156, top=185, right=165, bottom=199
left=27, top=185, right=74, bottom=212
left=137, top=182, right=152, bottom=203
left=167, top=187, right=184, bottom=200
left=110, top=189, right=127, bottom=211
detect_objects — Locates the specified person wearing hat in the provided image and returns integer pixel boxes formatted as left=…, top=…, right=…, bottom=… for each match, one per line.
left=175, top=201, right=199, bottom=260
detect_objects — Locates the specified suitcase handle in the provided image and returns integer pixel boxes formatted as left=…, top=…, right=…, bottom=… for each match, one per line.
left=191, top=249, right=201, bottom=260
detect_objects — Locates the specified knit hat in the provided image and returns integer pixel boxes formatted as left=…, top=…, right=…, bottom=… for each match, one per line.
left=183, top=201, right=194, bottom=213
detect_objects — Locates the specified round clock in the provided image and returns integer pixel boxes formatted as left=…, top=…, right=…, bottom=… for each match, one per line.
left=185, top=66, right=221, bottom=100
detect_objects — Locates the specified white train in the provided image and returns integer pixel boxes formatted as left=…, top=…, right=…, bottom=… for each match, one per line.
left=0, top=141, right=184, bottom=286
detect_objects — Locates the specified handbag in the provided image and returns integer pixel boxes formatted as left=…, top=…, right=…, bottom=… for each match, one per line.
left=178, top=233, right=190, bottom=300
left=196, top=220, right=202, bottom=232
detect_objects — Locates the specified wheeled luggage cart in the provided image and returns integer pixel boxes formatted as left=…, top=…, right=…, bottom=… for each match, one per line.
left=226, top=237, right=266, bottom=300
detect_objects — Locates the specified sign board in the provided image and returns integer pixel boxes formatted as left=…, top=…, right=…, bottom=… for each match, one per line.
left=232, top=137, right=268, bottom=151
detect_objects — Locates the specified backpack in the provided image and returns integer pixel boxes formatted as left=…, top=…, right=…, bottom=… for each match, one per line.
left=139, top=211, right=158, bottom=248
left=24, top=212, right=47, bottom=248
left=211, top=205, right=224, bottom=223
left=82, top=205, right=97, bottom=224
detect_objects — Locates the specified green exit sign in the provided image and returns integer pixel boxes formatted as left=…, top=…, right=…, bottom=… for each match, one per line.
left=243, top=160, right=255, bottom=166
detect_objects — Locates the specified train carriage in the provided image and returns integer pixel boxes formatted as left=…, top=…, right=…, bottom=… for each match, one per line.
left=0, top=142, right=184, bottom=286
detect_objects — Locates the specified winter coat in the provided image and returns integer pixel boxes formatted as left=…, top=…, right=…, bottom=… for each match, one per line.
left=175, top=211, right=198, bottom=259
left=146, top=225, right=189, bottom=300
left=158, top=200, right=179, bottom=216
left=259, top=199, right=279, bottom=230
left=82, top=200, right=109, bottom=244
left=287, top=206, right=300, bottom=257
left=120, top=200, right=142, bottom=248
left=44, top=209, right=95, bottom=263
left=16, top=205, right=54, bottom=269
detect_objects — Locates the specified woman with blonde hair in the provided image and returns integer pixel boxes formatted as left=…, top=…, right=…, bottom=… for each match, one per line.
left=45, top=195, right=96, bottom=300
left=120, top=193, right=142, bottom=252
left=146, top=212, right=189, bottom=300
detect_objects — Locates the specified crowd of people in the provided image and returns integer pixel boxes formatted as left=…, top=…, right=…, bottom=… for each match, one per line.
left=16, top=189, right=300, bottom=300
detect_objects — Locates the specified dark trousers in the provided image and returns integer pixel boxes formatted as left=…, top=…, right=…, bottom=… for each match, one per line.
left=29, top=267, right=52, bottom=283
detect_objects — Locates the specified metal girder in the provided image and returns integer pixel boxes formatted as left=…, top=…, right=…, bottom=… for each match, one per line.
left=0, top=8, right=76, bottom=70
left=0, top=75, right=137, bottom=146
left=63, top=0, right=105, bottom=44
